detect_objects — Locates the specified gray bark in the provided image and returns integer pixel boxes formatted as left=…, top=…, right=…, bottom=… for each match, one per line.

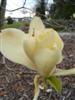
left=0, top=0, right=7, bottom=30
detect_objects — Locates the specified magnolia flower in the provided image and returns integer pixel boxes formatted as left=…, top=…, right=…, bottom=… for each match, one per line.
left=0, top=17, right=75, bottom=100
left=0, top=17, right=63, bottom=76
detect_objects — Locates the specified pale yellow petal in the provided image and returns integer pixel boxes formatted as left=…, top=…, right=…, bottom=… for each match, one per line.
left=1, top=28, right=35, bottom=70
left=57, top=55, right=63, bottom=64
left=29, top=16, right=45, bottom=36
left=36, top=29, right=54, bottom=49
left=36, top=28, right=63, bottom=51
left=23, top=35, right=37, bottom=61
left=48, top=29, right=64, bottom=50
left=34, top=48, right=61, bottom=76
left=54, top=68, right=75, bottom=76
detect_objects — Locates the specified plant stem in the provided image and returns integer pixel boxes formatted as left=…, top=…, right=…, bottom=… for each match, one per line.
left=33, top=75, right=40, bottom=100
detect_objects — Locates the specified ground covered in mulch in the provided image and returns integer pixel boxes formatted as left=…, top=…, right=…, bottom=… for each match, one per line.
left=0, top=34, right=75, bottom=100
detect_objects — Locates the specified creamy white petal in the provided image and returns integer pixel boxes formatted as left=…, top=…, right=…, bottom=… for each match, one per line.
left=34, top=48, right=61, bottom=76
left=23, top=35, right=37, bottom=60
left=36, top=29, right=54, bottom=49
left=36, top=28, right=63, bottom=50
left=1, top=28, right=35, bottom=70
left=48, top=29, right=64, bottom=50
left=29, top=16, right=45, bottom=36
left=54, top=68, right=75, bottom=76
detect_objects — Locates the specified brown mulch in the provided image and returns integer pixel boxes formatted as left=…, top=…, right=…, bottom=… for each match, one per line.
left=0, top=35, right=75, bottom=100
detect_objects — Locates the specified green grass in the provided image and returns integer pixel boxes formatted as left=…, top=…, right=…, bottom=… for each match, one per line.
left=3, top=21, right=24, bottom=29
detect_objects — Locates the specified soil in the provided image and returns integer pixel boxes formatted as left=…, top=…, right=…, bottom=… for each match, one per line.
left=0, top=34, right=75, bottom=100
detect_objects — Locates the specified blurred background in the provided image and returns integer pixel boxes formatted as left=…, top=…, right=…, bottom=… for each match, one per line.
left=0, top=0, right=75, bottom=34
left=0, top=1, right=75, bottom=100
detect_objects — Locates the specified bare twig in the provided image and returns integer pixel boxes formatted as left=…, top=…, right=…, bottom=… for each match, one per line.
left=23, top=0, right=26, bottom=7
